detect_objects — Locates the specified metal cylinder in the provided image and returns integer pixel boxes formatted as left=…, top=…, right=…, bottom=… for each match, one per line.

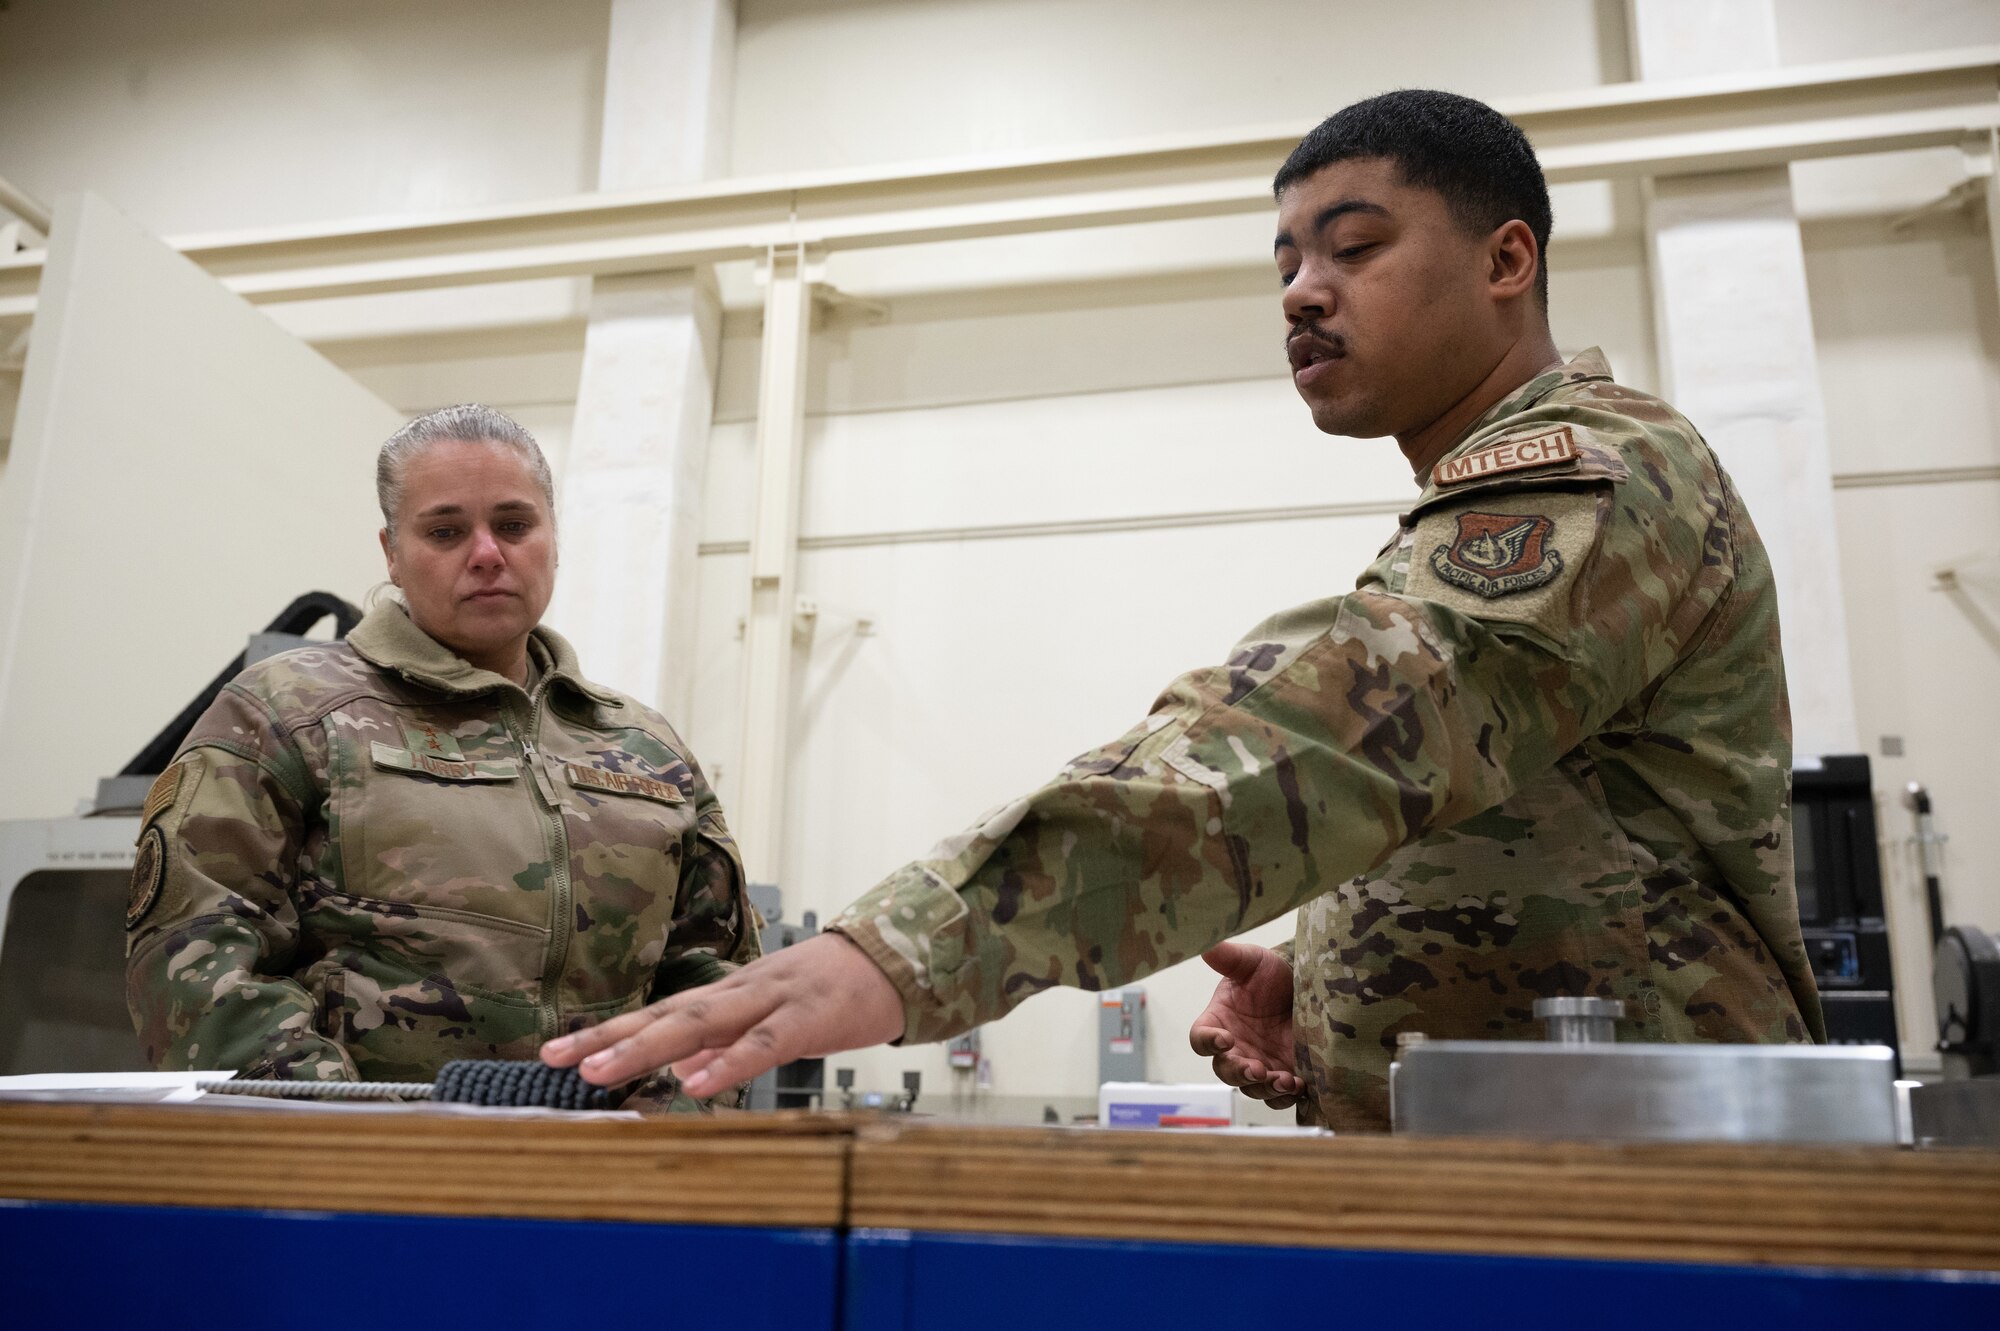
left=198, top=1078, right=432, bottom=1101
left=1534, top=996, right=1627, bottom=1044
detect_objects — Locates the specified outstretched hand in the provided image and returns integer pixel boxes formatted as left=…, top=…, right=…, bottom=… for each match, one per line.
left=540, top=932, right=906, bottom=1096
left=1188, top=941, right=1303, bottom=1109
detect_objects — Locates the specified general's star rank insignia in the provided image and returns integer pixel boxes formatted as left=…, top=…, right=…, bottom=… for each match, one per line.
left=1430, top=511, right=1563, bottom=598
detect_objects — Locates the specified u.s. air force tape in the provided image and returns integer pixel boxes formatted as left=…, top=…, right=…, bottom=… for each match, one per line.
left=127, top=825, right=166, bottom=929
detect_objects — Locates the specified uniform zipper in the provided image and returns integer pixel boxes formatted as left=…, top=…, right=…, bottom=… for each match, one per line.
left=516, top=681, right=572, bottom=1042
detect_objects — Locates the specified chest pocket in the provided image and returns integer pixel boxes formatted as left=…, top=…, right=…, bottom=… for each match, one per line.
left=560, top=760, right=697, bottom=891
left=334, top=737, right=550, bottom=934
left=558, top=758, right=699, bottom=996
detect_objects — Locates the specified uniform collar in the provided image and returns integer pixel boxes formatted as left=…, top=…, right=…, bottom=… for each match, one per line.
left=347, top=601, right=621, bottom=706
left=1398, top=348, right=1616, bottom=525
left=1415, top=347, right=1613, bottom=486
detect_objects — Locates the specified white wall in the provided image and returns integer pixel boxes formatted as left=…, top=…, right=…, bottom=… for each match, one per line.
left=0, top=0, right=610, bottom=237
left=1772, top=0, right=2000, bottom=63
left=0, top=0, right=611, bottom=456
left=1, top=0, right=1997, bottom=1096
left=731, top=0, right=1630, bottom=175
left=1805, top=207, right=2000, bottom=1058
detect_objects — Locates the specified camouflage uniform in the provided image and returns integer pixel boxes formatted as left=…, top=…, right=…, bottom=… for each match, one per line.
left=126, top=602, right=757, bottom=1108
left=829, top=349, right=1824, bottom=1131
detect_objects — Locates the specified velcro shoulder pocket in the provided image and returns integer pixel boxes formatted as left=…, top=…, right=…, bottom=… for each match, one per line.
left=369, top=741, right=518, bottom=783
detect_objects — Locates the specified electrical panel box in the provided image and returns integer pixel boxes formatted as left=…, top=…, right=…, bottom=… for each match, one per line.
left=1098, top=987, right=1147, bottom=1084
left=947, top=1029, right=980, bottom=1070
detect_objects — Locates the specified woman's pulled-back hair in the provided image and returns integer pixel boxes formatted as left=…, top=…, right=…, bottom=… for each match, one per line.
left=376, top=404, right=555, bottom=543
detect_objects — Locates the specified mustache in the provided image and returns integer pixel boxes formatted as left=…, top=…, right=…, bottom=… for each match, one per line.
left=1286, top=323, right=1346, bottom=356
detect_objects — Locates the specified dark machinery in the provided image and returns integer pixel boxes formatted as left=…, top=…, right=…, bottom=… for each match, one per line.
left=1934, top=925, right=2000, bottom=1079
left=1907, top=780, right=2000, bottom=1080
left=746, top=884, right=828, bottom=1111
left=1913, top=925, right=2000, bottom=1143
left=97, top=592, right=362, bottom=813
left=1902, top=782, right=2000, bottom=1146
left=1793, top=755, right=1900, bottom=1065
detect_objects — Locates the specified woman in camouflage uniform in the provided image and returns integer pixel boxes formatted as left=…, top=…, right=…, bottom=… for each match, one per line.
left=125, top=405, right=757, bottom=1106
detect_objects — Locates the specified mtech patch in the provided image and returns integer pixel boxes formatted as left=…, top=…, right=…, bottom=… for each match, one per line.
left=1434, top=426, right=1578, bottom=486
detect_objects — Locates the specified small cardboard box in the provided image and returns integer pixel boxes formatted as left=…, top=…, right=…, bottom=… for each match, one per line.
left=1097, top=1081, right=1236, bottom=1128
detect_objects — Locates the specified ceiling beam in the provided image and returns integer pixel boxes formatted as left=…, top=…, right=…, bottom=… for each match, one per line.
left=0, top=45, right=1993, bottom=318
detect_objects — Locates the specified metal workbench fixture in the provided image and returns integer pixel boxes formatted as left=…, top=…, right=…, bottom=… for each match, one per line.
left=1934, top=925, right=2000, bottom=1079
left=1532, top=996, right=1626, bottom=1044
left=1390, top=999, right=1900, bottom=1145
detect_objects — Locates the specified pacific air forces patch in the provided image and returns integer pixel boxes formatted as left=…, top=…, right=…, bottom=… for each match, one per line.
left=1430, top=511, right=1562, bottom=599
left=128, top=824, right=167, bottom=929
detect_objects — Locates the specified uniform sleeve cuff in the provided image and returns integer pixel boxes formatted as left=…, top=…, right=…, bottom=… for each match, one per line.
left=825, top=867, right=974, bottom=1046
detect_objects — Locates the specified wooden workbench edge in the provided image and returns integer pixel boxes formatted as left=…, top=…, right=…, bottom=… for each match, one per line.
left=6, top=1103, right=1999, bottom=1273
left=847, top=1123, right=2000, bottom=1273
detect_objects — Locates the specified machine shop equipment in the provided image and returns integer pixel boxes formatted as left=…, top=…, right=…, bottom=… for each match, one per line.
left=96, top=592, right=362, bottom=816
left=1935, top=924, right=2000, bottom=1079
left=1923, top=914, right=2000, bottom=1141
left=1098, top=986, right=1147, bottom=1084
left=1902, top=777, right=2000, bottom=1146
left=745, top=884, right=828, bottom=1111
left=1792, top=755, right=1900, bottom=1063
left=832, top=1067, right=923, bottom=1113
left=0, top=594, right=360, bottom=1077
left=1910, top=927, right=2000, bottom=1146
left=947, top=1029, right=980, bottom=1071
left=1390, top=997, right=1900, bottom=1144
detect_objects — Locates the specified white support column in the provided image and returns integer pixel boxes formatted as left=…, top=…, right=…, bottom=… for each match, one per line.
left=733, top=244, right=814, bottom=887
left=548, top=0, right=734, bottom=715
left=1630, top=0, right=1860, bottom=758
left=1979, top=130, right=2000, bottom=321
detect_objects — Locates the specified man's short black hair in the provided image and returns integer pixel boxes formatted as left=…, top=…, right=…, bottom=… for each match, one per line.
left=1274, top=89, right=1552, bottom=307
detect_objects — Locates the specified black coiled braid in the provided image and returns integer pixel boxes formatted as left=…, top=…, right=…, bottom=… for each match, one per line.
left=431, top=1059, right=619, bottom=1110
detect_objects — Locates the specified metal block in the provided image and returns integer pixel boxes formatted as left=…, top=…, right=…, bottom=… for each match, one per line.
left=90, top=775, right=154, bottom=816
left=1391, top=1042, right=1898, bottom=1144
left=1908, top=1077, right=2000, bottom=1148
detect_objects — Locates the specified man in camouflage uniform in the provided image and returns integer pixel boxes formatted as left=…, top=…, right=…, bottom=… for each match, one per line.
left=545, top=91, right=1822, bottom=1130
left=127, top=600, right=757, bottom=1105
